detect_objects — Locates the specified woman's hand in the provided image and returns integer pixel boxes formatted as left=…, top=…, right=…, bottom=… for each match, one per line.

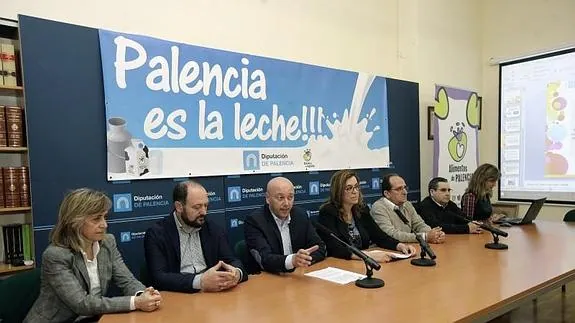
left=135, top=287, right=162, bottom=312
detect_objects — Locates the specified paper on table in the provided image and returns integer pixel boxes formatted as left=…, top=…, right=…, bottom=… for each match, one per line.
left=370, top=250, right=414, bottom=259
left=304, top=267, right=366, bottom=285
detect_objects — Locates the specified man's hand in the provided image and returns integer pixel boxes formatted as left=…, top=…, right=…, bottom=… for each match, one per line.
left=220, top=261, right=242, bottom=285
left=427, top=227, right=446, bottom=244
left=135, top=287, right=162, bottom=312
left=292, top=245, right=319, bottom=268
left=468, top=221, right=482, bottom=234
left=396, top=243, right=417, bottom=255
left=200, top=261, right=237, bottom=292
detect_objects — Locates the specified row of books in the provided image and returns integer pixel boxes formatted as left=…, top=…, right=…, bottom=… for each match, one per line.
left=0, top=166, right=30, bottom=208
left=0, top=42, right=17, bottom=86
left=0, top=106, right=24, bottom=147
left=2, top=223, right=32, bottom=265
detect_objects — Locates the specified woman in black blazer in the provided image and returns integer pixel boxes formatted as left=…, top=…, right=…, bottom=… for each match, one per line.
left=318, top=170, right=416, bottom=261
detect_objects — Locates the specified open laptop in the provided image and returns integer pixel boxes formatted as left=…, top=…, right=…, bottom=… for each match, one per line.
left=494, top=197, right=547, bottom=225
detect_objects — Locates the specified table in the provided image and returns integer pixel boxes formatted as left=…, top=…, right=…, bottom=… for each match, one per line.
left=101, top=221, right=575, bottom=323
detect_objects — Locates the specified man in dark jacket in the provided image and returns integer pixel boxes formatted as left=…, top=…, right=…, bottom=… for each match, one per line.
left=417, top=177, right=482, bottom=234
left=244, top=176, right=326, bottom=274
left=144, top=180, right=248, bottom=293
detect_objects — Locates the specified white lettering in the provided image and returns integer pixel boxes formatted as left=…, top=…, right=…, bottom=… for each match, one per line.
left=114, top=36, right=147, bottom=89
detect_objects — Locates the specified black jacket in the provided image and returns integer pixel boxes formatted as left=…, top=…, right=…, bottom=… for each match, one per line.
left=317, top=203, right=399, bottom=259
left=144, top=214, right=248, bottom=293
left=417, top=196, right=470, bottom=234
left=244, top=204, right=326, bottom=273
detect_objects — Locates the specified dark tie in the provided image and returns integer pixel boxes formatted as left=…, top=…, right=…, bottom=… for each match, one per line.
left=394, top=208, right=409, bottom=225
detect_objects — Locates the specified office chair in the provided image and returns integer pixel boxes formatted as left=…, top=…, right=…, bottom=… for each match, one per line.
left=0, top=268, right=41, bottom=323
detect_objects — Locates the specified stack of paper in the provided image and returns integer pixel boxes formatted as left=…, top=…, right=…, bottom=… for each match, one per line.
left=305, top=267, right=366, bottom=285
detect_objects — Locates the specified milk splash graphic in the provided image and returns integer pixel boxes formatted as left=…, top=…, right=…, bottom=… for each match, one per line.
left=305, top=73, right=390, bottom=169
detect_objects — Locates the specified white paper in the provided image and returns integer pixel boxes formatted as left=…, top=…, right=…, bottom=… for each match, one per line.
left=370, top=250, right=414, bottom=260
left=304, top=267, right=366, bottom=285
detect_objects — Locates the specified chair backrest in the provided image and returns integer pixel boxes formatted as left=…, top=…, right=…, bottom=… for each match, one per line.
left=0, top=268, right=41, bottom=323
left=563, top=210, right=575, bottom=222
left=234, top=240, right=261, bottom=275
left=139, top=262, right=150, bottom=286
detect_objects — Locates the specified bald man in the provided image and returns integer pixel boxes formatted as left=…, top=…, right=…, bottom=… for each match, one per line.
left=244, top=177, right=326, bottom=274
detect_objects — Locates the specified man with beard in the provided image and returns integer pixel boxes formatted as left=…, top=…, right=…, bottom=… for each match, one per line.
left=244, top=176, right=326, bottom=274
left=144, top=180, right=247, bottom=293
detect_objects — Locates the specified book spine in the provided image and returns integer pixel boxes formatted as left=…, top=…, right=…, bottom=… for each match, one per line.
left=3, top=167, right=21, bottom=208
left=4, top=106, right=23, bottom=147
left=0, top=43, right=17, bottom=86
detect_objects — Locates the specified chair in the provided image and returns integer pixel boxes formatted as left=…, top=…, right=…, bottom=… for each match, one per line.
left=563, top=210, right=575, bottom=222
left=561, top=210, right=575, bottom=293
left=234, top=240, right=261, bottom=275
left=139, top=262, right=150, bottom=287
left=0, top=268, right=41, bottom=323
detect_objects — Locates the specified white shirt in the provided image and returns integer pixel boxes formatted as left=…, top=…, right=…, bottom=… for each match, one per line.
left=77, top=242, right=136, bottom=322
left=270, top=208, right=294, bottom=270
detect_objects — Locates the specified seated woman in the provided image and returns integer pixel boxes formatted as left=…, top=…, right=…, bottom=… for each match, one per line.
left=461, top=163, right=502, bottom=222
left=318, top=170, right=416, bottom=262
left=25, top=188, right=162, bottom=323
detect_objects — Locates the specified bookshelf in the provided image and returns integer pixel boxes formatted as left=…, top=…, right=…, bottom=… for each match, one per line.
left=0, top=19, right=33, bottom=276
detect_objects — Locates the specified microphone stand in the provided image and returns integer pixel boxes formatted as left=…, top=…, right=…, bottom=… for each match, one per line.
left=411, top=233, right=437, bottom=267
left=393, top=208, right=436, bottom=267
left=452, top=212, right=509, bottom=250
left=356, top=260, right=385, bottom=289
left=485, top=232, right=508, bottom=250
left=313, top=222, right=384, bottom=289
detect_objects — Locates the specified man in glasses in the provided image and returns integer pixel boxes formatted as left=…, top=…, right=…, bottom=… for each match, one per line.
left=244, top=176, right=326, bottom=274
left=417, top=177, right=482, bottom=234
left=370, top=173, right=445, bottom=243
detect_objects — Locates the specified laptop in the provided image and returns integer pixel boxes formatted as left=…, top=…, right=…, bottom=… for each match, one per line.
left=494, top=197, right=547, bottom=225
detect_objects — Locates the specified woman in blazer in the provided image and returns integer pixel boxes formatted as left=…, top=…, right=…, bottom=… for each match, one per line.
left=318, top=170, right=416, bottom=261
left=25, top=188, right=162, bottom=323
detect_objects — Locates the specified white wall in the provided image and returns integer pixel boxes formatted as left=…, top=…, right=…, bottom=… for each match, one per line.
left=3, top=0, right=484, bottom=194
left=481, top=0, right=575, bottom=220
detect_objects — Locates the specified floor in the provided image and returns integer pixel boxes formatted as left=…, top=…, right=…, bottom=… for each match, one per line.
left=488, top=281, right=575, bottom=323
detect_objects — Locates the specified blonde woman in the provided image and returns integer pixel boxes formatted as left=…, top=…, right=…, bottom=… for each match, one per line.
left=461, top=163, right=502, bottom=222
left=25, top=188, right=161, bottom=323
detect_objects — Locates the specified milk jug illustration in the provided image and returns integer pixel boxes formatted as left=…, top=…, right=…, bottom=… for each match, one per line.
left=107, top=117, right=132, bottom=173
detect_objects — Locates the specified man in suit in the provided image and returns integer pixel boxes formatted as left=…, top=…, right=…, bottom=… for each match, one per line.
left=244, top=177, right=326, bottom=274
left=370, top=173, right=445, bottom=243
left=417, top=177, right=482, bottom=234
left=144, top=180, right=248, bottom=293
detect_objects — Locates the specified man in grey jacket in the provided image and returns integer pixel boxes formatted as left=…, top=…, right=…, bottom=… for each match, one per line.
left=370, top=173, right=445, bottom=244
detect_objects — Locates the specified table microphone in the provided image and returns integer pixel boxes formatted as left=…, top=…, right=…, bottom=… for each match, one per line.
left=313, top=221, right=384, bottom=288
left=451, top=212, right=509, bottom=249
left=394, top=209, right=436, bottom=266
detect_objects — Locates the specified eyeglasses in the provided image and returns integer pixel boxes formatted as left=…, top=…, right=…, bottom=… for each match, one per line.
left=390, top=185, right=408, bottom=192
left=344, top=184, right=360, bottom=192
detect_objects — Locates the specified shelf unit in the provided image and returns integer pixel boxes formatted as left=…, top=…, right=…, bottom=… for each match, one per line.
left=0, top=20, right=34, bottom=276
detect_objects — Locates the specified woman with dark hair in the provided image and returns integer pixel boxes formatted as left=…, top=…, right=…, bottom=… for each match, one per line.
left=461, top=163, right=502, bottom=222
left=317, top=170, right=416, bottom=261
left=25, top=188, right=162, bottom=323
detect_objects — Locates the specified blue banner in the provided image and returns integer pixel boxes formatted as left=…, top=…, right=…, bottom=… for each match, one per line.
left=99, top=29, right=390, bottom=180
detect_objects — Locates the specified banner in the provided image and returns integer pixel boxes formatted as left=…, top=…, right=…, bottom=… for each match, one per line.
left=433, top=85, right=480, bottom=203
left=98, top=30, right=391, bottom=181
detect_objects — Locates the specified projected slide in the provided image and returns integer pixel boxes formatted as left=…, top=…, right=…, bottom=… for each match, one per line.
left=499, top=49, right=575, bottom=203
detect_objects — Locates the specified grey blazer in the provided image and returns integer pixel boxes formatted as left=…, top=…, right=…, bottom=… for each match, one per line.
left=24, top=234, right=145, bottom=323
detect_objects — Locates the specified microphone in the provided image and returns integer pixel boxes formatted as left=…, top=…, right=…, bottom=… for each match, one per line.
left=313, top=222, right=380, bottom=270
left=313, top=221, right=384, bottom=288
left=451, top=212, right=509, bottom=249
left=394, top=209, right=436, bottom=266
left=414, top=232, right=436, bottom=260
